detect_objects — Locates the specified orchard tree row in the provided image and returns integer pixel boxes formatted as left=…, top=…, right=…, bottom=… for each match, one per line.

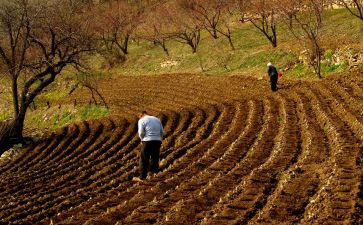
left=90, top=0, right=362, bottom=75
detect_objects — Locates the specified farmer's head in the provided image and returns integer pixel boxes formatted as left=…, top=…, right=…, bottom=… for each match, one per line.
left=138, top=110, right=148, bottom=119
left=267, top=62, right=273, bottom=68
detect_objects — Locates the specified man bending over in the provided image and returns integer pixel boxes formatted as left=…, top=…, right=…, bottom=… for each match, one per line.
left=134, top=111, right=163, bottom=181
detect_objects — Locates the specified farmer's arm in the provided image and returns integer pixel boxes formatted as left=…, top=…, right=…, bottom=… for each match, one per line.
left=138, top=120, right=145, bottom=139
left=160, top=121, right=164, bottom=138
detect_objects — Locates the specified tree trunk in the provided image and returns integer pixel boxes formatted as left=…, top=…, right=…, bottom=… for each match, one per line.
left=213, top=29, right=218, bottom=39
left=205, top=27, right=218, bottom=39
left=160, top=41, right=169, bottom=56
left=0, top=77, right=26, bottom=155
left=122, top=35, right=129, bottom=55
left=265, top=34, right=277, bottom=48
left=288, top=13, right=293, bottom=29
left=0, top=120, right=12, bottom=155
left=308, top=35, right=322, bottom=79
left=211, top=28, right=218, bottom=39
left=227, top=35, right=235, bottom=50
left=187, top=39, right=198, bottom=53
left=191, top=44, right=197, bottom=53
left=270, top=24, right=277, bottom=48
left=90, top=88, right=97, bottom=105
left=250, top=21, right=278, bottom=48
left=11, top=109, right=26, bottom=142
left=314, top=43, right=322, bottom=79
left=162, top=45, right=169, bottom=56
left=271, top=39, right=277, bottom=48
left=0, top=110, right=25, bottom=155
left=11, top=78, right=19, bottom=118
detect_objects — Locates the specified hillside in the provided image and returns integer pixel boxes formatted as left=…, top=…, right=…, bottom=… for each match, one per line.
left=110, top=8, right=362, bottom=78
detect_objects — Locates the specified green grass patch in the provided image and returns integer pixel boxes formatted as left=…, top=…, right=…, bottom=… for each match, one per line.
left=41, top=90, right=68, bottom=102
left=51, top=111, right=76, bottom=128
left=0, top=112, right=11, bottom=121
left=79, top=104, right=109, bottom=121
left=321, top=62, right=349, bottom=74
left=25, top=104, right=109, bottom=130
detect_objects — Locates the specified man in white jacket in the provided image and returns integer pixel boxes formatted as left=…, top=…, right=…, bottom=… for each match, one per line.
left=134, top=111, right=164, bottom=181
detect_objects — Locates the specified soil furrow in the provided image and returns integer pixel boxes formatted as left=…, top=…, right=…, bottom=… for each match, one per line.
left=0, top=73, right=361, bottom=225
left=313, top=83, right=363, bottom=140
left=247, top=92, right=325, bottom=224
left=0, top=120, right=137, bottom=222
left=200, top=97, right=280, bottom=224
left=77, top=104, right=230, bottom=224
left=299, top=87, right=361, bottom=224
left=322, top=81, right=363, bottom=121
left=0, top=121, right=108, bottom=200
left=152, top=100, right=265, bottom=224
left=2, top=127, right=67, bottom=175
left=47, top=106, right=211, bottom=224
left=123, top=101, right=249, bottom=224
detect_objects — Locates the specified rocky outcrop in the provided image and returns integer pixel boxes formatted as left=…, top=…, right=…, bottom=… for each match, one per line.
left=330, top=47, right=362, bottom=70
left=299, top=47, right=362, bottom=70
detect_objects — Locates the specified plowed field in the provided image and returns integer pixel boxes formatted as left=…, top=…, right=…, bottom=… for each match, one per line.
left=0, top=72, right=362, bottom=225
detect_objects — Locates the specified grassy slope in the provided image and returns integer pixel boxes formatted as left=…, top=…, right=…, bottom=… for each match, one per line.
left=0, top=75, right=109, bottom=133
left=0, top=8, right=362, bottom=131
left=109, top=8, right=362, bottom=78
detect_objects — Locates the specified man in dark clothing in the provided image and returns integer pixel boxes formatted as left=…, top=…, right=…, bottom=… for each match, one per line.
left=267, top=62, right=278, bottom=92
left=133, top=111, right=163, bottom=181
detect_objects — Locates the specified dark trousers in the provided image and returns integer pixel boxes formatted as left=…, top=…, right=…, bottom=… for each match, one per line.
left=270, top=75, right=278, bottom=91
left=139, top=140, right=161, bottom=179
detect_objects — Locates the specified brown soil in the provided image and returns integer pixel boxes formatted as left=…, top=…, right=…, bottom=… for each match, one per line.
left=0, top=71, right=362, bottom=225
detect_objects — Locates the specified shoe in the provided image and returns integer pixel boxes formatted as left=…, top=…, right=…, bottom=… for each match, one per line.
left=132, top=177, right=144, bottom=182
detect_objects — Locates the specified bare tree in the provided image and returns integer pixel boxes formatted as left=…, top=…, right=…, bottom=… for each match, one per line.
left=171, top=24, right=201, bottom=54
left=178, top=0, right=224, bottom=39
left=137, top=3, right=172, bottom=56
left=279, top=0, right=325, bottom=78
left=95, top=0, right=144, bottom=58
left=217, top=4, right=236, bottom=50
left=237, top=0, right=278, bottom=48
left=179, top=0, right=236, bottom=50
left=165, top=1, right=202, bottom=53
left=0, top=0, right=94, bottom=151
left=75, top=72, right=108, bottom=108
left=337, top=0, right=363, bottom=20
